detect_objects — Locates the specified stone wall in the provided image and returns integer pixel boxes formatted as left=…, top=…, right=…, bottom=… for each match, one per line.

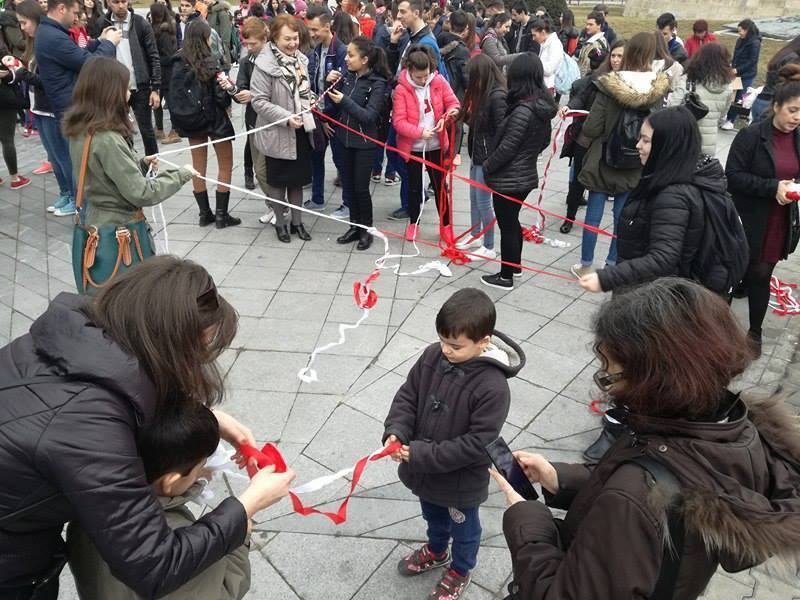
left=623, top=0, right=796, bottom=19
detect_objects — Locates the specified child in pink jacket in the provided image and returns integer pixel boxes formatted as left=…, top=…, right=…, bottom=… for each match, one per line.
left=393, top=45, right=460, bottom=241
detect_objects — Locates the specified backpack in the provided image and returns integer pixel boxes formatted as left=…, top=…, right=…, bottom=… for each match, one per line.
left=604, top=106, right=651, bottom=170
left=690, top=180, right=749, bottom=296
left=554, top=54, right=580, bottom=96
left=229, top=24, right=241, bottom=62
left=167, top=61, right=211, bottom=134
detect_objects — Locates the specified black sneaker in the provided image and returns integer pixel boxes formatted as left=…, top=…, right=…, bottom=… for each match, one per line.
left=244, top=174, right=255, bottom=190
left=388, top=207, right=409, bottom=221
left=397, top=545, right=451, bottom=577
left=481, top=273, right=513, bottom=290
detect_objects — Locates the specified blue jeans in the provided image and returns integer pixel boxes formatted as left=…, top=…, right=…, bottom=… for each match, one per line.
left=469, top=164, right=494, bottom=249
left=387, top=126, right=409, bottom=210
left=373, top=123, right=401, bottom=178
left=580, top=191, right=629, bottom=266
left=420, top=499, right=481, bottom=577
left=311, top=134, right=344, bottom=206
left=35, top=114, right=74, bottom=197
left=750, top=97, right=769, bottom=123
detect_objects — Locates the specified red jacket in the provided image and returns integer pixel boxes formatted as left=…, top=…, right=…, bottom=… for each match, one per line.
left=684, top=32, right=717, bottom=58
left=392, top=69, right=460, bottom=159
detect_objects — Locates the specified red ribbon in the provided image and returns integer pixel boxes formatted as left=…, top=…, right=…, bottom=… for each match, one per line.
left=353, top=269, right=381, bottom=310
left=239, top=441, right=402, bottom=525
left=770, top=276, right=800, bottom=316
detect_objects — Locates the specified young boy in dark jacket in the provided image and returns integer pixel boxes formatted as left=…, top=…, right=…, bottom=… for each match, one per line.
left=383, top=287, right=525, bottom=600
left=67, top=403, right=251, bottom=600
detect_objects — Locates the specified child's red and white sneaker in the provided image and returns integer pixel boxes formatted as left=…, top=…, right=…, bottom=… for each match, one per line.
left=397, top=544, right=450, bottom=576
left=428, top=569, right=471, bottom=600
left=33, top=161, right=53, bottom=175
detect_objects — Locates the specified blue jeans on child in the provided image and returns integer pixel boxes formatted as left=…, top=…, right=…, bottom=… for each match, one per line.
left=420, top=499, right=481, bottom=577
left=580, top=191, right=630, bottom=267
left=469, top=164, right=494, bottom=249
left=373, top=124, right=401, bottom=179
left=34, top=114, right=74, bottom=198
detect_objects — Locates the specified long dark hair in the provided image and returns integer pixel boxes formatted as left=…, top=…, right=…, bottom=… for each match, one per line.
left=594, top=277, right=751, bottom=419
left=652, top=29, right=674, bottom=70
left=332, top=10, right=357, bottom=44
left=349, top=36, right=391, bottom=79
left=768, top=34, right=800, bottom=71
left=560, top=8, right=574, bottom=30
left=505, top=53, right=553, bottom=109
left=685, top=42, right=734, bottom=88
left=83, top=0, right=104, bottom=38
left=737, top=18, right=759, bottom=39
left=594, top=38, right=623, bottom=77
left=149, top=2, right=176, bottom=35
left=622, top=31, right=656, bottom=72
left=637, top=106, right=700, bottom=194
left=462, top=53, right=505, bottom=128
left=14, top=0, right=42, bottom=63
left=62, top=57, right=134, bottom=139
left=183, top=20, right=215, bottom=81
left=83, top=256, right=239, bottom=407
left=486, top=11, right=510, bottom=32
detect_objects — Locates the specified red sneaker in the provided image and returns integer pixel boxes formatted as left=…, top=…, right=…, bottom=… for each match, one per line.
left=10, top=176, right=31, bottom=190
left=428, top=569, right=471, bottom=599
left=33, top=161, right=53, bottom=175
left=397, top=545, right=450, bottom=576
left=405, top=223, right=419, bottom=241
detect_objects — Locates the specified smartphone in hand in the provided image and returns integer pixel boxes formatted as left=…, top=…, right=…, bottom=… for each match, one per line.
left=485, top=437, right=539, bottom=500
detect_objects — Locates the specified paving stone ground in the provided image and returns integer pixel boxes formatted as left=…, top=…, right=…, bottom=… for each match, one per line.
left=2, top=102, right=799, bottom=599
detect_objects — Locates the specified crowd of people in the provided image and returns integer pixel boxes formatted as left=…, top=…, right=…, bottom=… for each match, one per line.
left=1, top=0, right=800, bottom=598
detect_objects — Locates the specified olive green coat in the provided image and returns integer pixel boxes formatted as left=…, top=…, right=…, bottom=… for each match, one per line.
left=578, top=71, right=670, bottom=196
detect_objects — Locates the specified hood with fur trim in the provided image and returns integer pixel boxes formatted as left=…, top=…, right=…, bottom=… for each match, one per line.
left=596, top=70, right=670, bottom=109
left=631, top=393, right=800, bottom=573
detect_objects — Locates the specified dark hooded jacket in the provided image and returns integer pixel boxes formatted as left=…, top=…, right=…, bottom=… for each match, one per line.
left=502, top=393, right=800, bottom=599
left=467, top=85, right=507, bottom=166
left=483, top=96, right=557, bottom=196
left=596, top=156, right=725, bottom=292
left=383, top=331, right=526, bottom=508
left=0, top=293, right=247, bottom=597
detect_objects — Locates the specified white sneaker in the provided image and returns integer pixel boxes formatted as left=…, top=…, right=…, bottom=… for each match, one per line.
left=331, top=205, right=350, bottom=219
left=720, top=121, right=735, bottom=131
left=570, top=263, right=595, bottom=278
left=258, top=209, right=276, bottom=225
left=456, top=237, right=483, bottom=250
left=470, top=246, right=497, bottom=260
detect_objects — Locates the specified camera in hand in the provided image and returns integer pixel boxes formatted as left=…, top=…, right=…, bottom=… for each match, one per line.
left=485, top=437, right=539, bottom=500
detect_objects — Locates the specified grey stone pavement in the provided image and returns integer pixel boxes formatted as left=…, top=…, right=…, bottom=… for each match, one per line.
left=2, top=102, right=800, bottom=599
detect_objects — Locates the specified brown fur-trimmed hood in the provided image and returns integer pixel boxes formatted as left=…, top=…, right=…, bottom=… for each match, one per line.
left=596, top=70, right=670, bottom=109
left=636, top=394, right=800, bottom=573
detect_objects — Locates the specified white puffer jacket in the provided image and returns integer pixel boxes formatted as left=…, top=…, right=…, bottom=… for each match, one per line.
left=671, top=79, right=734, bottom=157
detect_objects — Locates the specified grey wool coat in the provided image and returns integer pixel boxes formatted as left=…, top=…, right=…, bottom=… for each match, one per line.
left=250, top=43, right=315, bottom=160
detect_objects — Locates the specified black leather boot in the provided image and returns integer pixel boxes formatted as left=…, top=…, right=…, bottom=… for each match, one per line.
left=559, top=220, right=573, bottom=234
left=357, top=229, right=373, bottom=251
left=291, top=223, right=312, bottom=241
left=583, top=409, right=628, bottom=463
left=337, top=226, right=361, bottom=244
left=194, top=190, right=214, bottom=226
left=215, top=191, right=242, bottom=228
left=275, top=224, right=291, bottom=243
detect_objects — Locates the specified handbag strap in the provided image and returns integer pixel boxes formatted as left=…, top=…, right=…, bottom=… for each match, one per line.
left=74, top=133, right=94, bottom=219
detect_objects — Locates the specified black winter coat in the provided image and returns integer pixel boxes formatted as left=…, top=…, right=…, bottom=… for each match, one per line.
left=14, top=62, right=53, bottom=114
left=732, top=34, right=761, bottom=82
left=169, top=53, right=234, bottom=139
left=505, top=19, right=538, bottom=54
left=467, top=85, right=507, bottom=166
left=437, top=32, right=469, bottom=100
left=596, top=157, right=725, bottom=292
left=0, top=294, right=247, bottom=596
left=333, top=70, right=388, bottom=150
left=235, top=50, right=258, bottom=129
left=383, top=331, right=525, bottom=507
left=726, top=118, right=800, bottom=264
left=483, top=96, right=556, bottom=196
left=155, top=21, right=177, bottom=93
left=103, top=8, right=162, bottom=90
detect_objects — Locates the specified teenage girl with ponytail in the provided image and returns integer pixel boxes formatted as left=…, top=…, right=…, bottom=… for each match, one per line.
left=726, top=63, right=800, bottom=357
left=393, top=44, right=460, bottom=241
left=328, top=36, right=390, bottom=251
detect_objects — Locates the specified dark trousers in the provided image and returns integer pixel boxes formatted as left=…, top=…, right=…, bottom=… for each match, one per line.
left=243, top=123, right=254, bottom=179
left=493, top=191, right=524, bottom=279
left=744, top=260, right=778, bottom=334
left=311, top=134, right=344, bottom=206
left=420, top=499, right=481, bottom=577
left=565, top=145, right=587, bottom=220
left=372, top=123, right=402, bottom=178
left=129, top=89, right=159, bottom=157
left=339, top=145, right=374, bottom=227
left=0, top=109, right=18, bottom=175
left=407, top=149, right=449, bottom=225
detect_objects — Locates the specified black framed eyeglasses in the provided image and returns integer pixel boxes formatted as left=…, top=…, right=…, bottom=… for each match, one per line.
left=593, top=370, right=624, bottom=392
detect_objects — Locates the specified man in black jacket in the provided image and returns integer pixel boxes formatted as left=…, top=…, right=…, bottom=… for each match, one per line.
left=506, top=0, right=539, bottom=54
left=107, top=0, right=162, bottom=156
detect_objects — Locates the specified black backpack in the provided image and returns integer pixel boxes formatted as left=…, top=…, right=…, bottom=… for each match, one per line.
left=167, top=60, right=211, bottom=134
left=690, top=179, right=749, bottom=296
left=604, top=106, right=651, bottom=170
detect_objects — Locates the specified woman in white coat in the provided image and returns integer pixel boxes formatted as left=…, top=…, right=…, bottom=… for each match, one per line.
left=670, top=42, right=735, bottom=157
left=532, top=18, right=563, bottom=94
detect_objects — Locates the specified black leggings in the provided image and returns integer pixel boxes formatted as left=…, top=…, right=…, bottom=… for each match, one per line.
left=565, top=145, right=587, bottom=220
left=744, top=260, right=777, bottom=334
left=493, top=190, right=525, bottom=279
left=0, top=109, right=18, bottom=176
left=407, top=149, right=449, bottom=225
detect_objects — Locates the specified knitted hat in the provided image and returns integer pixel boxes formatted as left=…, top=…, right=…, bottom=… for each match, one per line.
left=294, top=0, right=307, bottom=12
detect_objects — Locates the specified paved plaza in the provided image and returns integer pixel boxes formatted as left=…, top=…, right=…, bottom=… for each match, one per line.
left=1, top=106, right=799, bottom=599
